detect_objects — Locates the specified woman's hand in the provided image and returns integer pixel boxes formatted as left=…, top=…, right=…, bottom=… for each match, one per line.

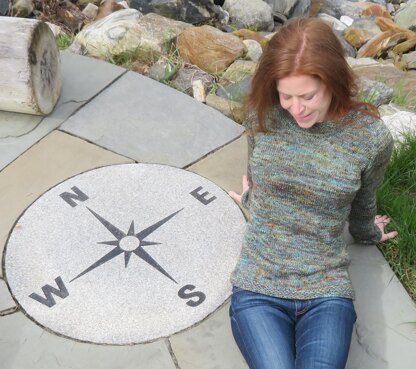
left=375, top=215, right=398, bottom=242
left=228, top=175, right=250, bottom=204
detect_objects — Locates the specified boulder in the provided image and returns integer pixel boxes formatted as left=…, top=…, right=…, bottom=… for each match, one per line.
left=292, top=0, right=312, bottom=18
left=382, top=111, right=416, bottom=143
left=263, top=0, right=298, bottom=16
left=317, top=13, right=348, bottom=32
left=178, top=25, right=246, bottom=74
left=357, top=77, right=393, bottom=106
left=0, top=0, right=9, bottom=15
left=130, top=0, right=228, bottom=25
left=223, top=0, right=274, bottom=32
left=82, top=3, right=99, bottom=19
left=73, top=8, right=143, bottom=59
left=345, top=19, right=382, bottom=48
left=401, top=51, right=416, bottom=70
left=170, top=64, right=214, bottom=95
left=243, top=40, right=262, bottom=62
left=95, top=0, right=125, bottom=21
left=318, top=0, right=362, bottom=20
left=394, top=0, right=416, bottom=30
left=216, top=76, right=251, bottom=103
left=360, top=4, right=391, bottom=19
left=11, top=0, right=33, bottom=17
left=205, top=94, right=244, bottom=123
left=77, top=0, right=101, bottom=7
left=146, top=58, right=180, bottom=82
left=220, top=60, right=257, bottom=84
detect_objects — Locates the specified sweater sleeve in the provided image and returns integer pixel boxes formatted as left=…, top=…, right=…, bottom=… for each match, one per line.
left=348, top=131, right=394, bottom=244
left=241, top=112, right=256, bottom=209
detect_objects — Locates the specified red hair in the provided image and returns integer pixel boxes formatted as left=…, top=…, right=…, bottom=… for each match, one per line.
left=247, top=17, right=379, bottom=131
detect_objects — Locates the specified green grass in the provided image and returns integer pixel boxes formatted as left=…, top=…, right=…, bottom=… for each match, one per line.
left=391, top=80, right=416, bottom=112
left=377, top=133, right=416, bottom=299
left=56, top=34, right=73, bottom=50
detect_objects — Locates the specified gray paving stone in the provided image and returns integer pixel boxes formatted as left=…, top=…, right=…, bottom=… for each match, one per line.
left=346, top=244, right=416, bottom=369
left=0, top=52, right=125, bottom=170
left=60, top=71, right=244, bottom=168
left=0, top=278, right=16, bottom=312
left=0, top=131, right=133, bottom=276
left=170, top=302, right=249, bottom=369
left=4, top=164, right=245, bottom=344
left=0, top=312, right=176, bottom=369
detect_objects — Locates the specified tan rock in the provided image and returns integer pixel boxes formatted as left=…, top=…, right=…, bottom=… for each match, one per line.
left=95, top=0, right=125, bottom=21
left=206, top=94, right=245, bottom=123
left=220, top=60, right=257, bottom=84
left=178, top=26, right=246, bottom=74
left=345, top=28, right=375, bottom=48
left=360, top=4, right=391, bottom=19
left=232, top=29, right=268, bottom=49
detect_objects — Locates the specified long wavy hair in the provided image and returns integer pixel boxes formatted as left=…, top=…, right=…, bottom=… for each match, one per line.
left=247, top=17, right=379, bottom=131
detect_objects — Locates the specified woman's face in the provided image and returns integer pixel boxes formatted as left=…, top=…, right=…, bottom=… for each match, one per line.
left=276, top=75, right=332, bottom=129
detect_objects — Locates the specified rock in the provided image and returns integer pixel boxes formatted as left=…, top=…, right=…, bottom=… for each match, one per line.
left=74, top=8, right=143, bottom=59
left=292, top=0, right=312, bottom=17
left=192, top=79, right=206, bottom=103
left=334, top=31, right=357, bottom=58
left=378, top=103, right=402, bottom=117
left=352, top=62, right=416, bottom=111
left=0, top=0, right=9, bottom=15
left=82, top=3, right=99, bottom=19
left=216, top=76, right=251, bottom=103
left=382, top=111, right=416, bottom=143
left=56, top=1, right=86, bottom=33
left=318, top=0, right=362, bottom=20
left=263, top=0, right=298, bottom=16
left=243, top=39, right=262, bottom=62
left=223, top=0, right=274, bottom=32
left=46, top=22, right=64, bottom=38
left=170, top=64, right=214, bottom=95
left=401, top=51, right=416, bottom=70
left=146, top=58, right=180, bottom=82
left=346, top=56, right=379, bottom=67
left=345, top=19, right=382, bottom=48
left=11, top=0, right=33, bottom=17
left=357, top=77, right=393, bottom=106
left=394, top=0, right=416, bottom=30
left=95, top=0, right=125, bottom=21
left=360, top=3, right=391, bottom=19
left=130, top=60, right=150, bottom=74
left=318, top=13, right=348, bottom=32
left=205, top=94, right=244, bottom=123
left=77, top=0, right=101, bottom=7
left=178, top=25, right=246, bottom=74
left=135, top=13, right=192, bottom=62
left=232, top=29, right=268, bottom=48
left=220, top=60, right=257, bottom=84
left=340, top=15, right=354, bottom=27
left=130, top=0, right=228, bottom=25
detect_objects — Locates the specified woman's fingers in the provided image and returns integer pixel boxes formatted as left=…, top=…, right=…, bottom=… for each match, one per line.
left=228, top=191, right=242, bottom=204
left=242, top=175, right=250, bottom=192
left=381, top=231, right=399, bottom=242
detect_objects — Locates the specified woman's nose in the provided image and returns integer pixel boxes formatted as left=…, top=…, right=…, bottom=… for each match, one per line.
left=291, top=98, right=304, bottom=115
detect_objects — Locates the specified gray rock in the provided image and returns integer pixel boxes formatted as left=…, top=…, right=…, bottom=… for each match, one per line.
left=130, top=0, right=228, bottom=25
left=318, top=0, right=361, bottom=20
left=146, top=58, right=180, bottom=82
left=382, top=111, right=416, bottom=143
left=334, top=31, right=357, bottom=58
left=368, top=0, right=387, bottom=5
left=242, top=39, right=262, bottom=62
left=0, top=0, right=9, bottom=15
left=77, top=0, right=101, bottom=6
left=82, top=3, right=99, bottom=19
left=357, top=77, right=393, bottom=107
left=291, top=0, right=311, bottom=18
left=170, top=64, right=214, bottom=95
left=205, top=94, right=244, bottom=123
left=318, top=13, right=348, bottom=32
left=402, top=51, right=416, bottom=70
left=263, top=0, right=298, bottom=16
left=220, top=60, right=257, bottom=84
left=394, top=0, right=416, bottom=29
left=216, top=76, right=252, bottom=103
left=223, top=0, right=274, bottom=32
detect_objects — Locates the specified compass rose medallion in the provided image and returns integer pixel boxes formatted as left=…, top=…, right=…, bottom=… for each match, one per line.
left=3, top=164, right=245, bottom=344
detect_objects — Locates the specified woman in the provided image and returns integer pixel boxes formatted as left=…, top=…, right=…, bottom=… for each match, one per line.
left=228, top=18, right=398, bottom=369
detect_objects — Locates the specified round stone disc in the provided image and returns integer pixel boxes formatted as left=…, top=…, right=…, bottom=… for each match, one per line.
left=3, top=164, right=245, bottom=344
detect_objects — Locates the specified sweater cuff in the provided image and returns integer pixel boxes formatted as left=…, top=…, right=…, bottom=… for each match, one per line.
left=241, top=190, right=251, bottom=209
left=348, top=222, right=382, bottom=245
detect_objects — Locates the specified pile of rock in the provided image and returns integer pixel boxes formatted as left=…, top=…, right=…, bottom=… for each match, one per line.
left=1, top=0, right=416, bottom=125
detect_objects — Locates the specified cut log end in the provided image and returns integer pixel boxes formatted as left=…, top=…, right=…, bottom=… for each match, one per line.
left=30, top=22, right=62, bottom=115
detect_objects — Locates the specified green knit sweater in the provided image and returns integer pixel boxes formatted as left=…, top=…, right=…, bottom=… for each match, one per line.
left=231, top=106, right=393, bottom=300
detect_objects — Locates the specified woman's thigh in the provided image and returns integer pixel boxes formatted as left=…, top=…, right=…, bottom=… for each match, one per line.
left=229, top=287, right=296, bottom=369
left=295, top=297, right=356, bottom=369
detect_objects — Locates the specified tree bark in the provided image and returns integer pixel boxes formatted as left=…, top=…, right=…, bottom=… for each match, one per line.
left=0, top=17, right=62, bottom=115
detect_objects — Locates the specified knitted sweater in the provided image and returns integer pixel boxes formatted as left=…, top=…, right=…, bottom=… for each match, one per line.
left=231, top=106, right=393, bottom=300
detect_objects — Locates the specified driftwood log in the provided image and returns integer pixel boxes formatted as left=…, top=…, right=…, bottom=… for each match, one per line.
left=0, top=17, right=62, bottom=115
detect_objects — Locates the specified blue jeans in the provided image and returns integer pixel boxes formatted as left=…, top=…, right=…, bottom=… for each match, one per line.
left=230, top=287, right=356, bottom=369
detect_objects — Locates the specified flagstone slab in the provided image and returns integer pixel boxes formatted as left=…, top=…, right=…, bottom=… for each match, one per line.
left=346, top=244, right=416, bottom=369
left=0, top=278, right=16, bottom=311
left=0, top=312, right=176, bottom=369
left=0, top=131, right=133, bottom=277
left=0, top=51, right=125, bottom=171
left=60, top=71, right=245, bottom=168
left=170, top=302, right=249, bottom=369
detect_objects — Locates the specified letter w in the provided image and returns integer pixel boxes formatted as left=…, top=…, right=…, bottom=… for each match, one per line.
left=29, top=276, right=69, bottom=308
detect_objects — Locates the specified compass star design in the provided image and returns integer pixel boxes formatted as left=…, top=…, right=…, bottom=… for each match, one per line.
left=69, top=207, right=183, bottom=283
